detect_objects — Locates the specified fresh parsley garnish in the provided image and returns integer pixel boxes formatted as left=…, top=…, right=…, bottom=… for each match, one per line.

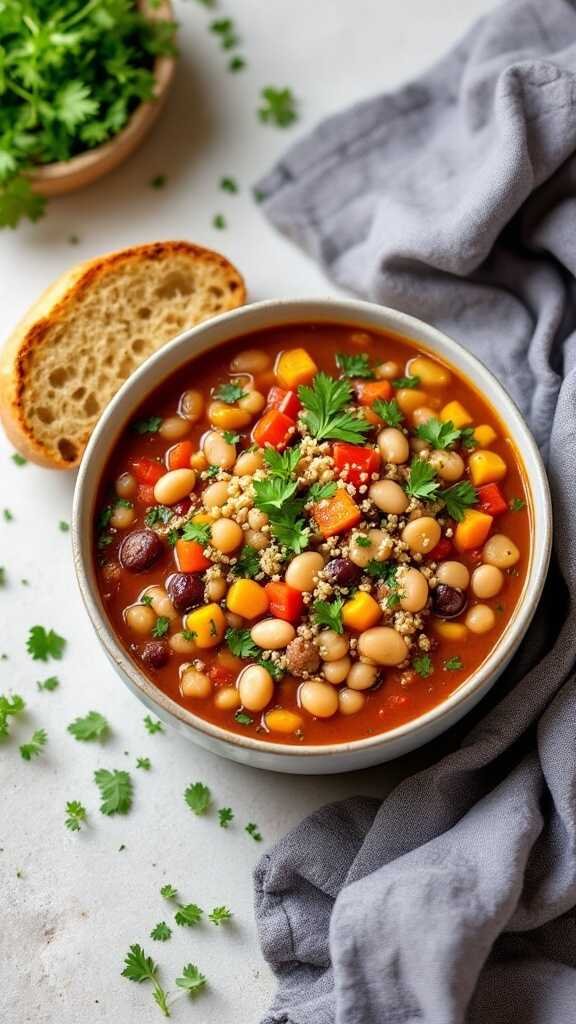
left=145, top=506, right=173, bottom=527
left=443, top=656, right=463, bottom=670
left=510, top=497, right=526, bottom=512
left=354, top=535, right=372, bottom=548
left=218, top=807, right=234, bottom=827
left=231, top=545, right=261, bottom=579
left=3, top=509, right=14, bottom=522
left=151, top=616, right=170, bottom=639
left=175, top=963, right=207, bottom=997
left=26, top=626, right=66, bottom=662
left=204, top=464, right=221, bottom=479
left=208, top=906, right=233, bottom=926
left=184, top=781, right=211, bottom=816
left=258, top=87, right=298, bottom=127
left=37, top=676, right=59, bottom=692
left=213, top=381, right=246, bottom=405
left=222, top=430, right=241, bottom=444
left=160, top=884, right=178, bottom=901
left=150, top=921, right=171, bottom=942
left=136, top=757, right=151, bottom=771
left=225, top=629, right=284, bottom=680
left=181, top=520, right=212, bottom=545
left=405, top=459, right=440, bottom=501
left=299, top=373, right=371, bottom=444
left=312, top=598, right=344, bottom=634
left=212, top=213, right=226, bottom=229
left=234, top=710, right=254, bottom=726
left=245, top=822, right=262, bottom=841
left=94, top=769, right=133, bottom=815
left=393, top=375, right=420, bottom=389
left=228, top=55, right=246, bottom=72
left=175, top=903, right=204, bottom=927
left=133, top=416, right=163, bottom=435
left=65, top=800, right=87, bottom=832
left=308, top=481, right=337, bottom=502
left=20, top=728, right=47, bottom=761
left=220, top=176, right=238, bottom=193
left=412, top=655, right=434, bottom=678
left=121, top=944, right=170, bottom=1018
left=144, top=715, right=164, bottom=735
left=373, top=398, right=404, bottom=427
left=0, top=693, right=25, bottom=738
left=141, top=595, right=154, bottom=606
left=460, top=427, right=477, bottom=449
left=210, top=16, right=238, bottom=49
left=416, top=418, right=461, bottom=450
left=253, top=477, right=309, bottom=554
left=11, top=452, right=27, bottom=465
left=264, top=445, right=301, bottom=480
left=59, top=520, right=70, bottom=532
left=440, top=481, right=477, bottom=522
left=68, top=711, right=110, bottom=742
left=335, top=352, right=374, bottom=379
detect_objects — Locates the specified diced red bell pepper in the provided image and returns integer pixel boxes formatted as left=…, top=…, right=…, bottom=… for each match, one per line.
left=167, top=440, right=194, bottom=471
left=131, top=457, right=165, bottom=486
left=476, top=482, right=508, bottom=517
left=252, top=408, right=296, bottom=449
left=333, top=443, right=381, bottom=488
left=265, top=581, right=304, bottom=622
left=267, top=386, right=302, bottom=420
left=427, top=537, right=453, bottom=561
left=175, top=539, right=211, bottom=573
left=354, top=380, right=392, bottom=406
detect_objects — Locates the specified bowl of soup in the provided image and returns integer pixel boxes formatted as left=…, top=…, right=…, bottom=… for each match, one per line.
left=72, top=298, right=552, bottom=773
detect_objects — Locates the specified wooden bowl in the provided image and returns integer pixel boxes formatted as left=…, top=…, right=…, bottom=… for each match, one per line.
left=29, top=0, right=176, bottom=198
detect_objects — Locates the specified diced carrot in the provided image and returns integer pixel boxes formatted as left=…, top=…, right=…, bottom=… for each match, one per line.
left=276, top=348, right=318, bottom=390
left=168, top=440, right=194, bottom=470
left=333, top=443, right=381, bottom=488
left=342, top=592, right=381, bottom=631
left=175, top=539, right=212, bottom=572
left=454, top=509, right=493, bottom=552
left=267, top=386, right=301, bottom=420
left=252, top=408, right=295, bottom=449
left=265, top=581, right=304, bottom=622
left=354, top=380, right=392, bottom=406
left=227, top=579, right=269, bottom=619
left=476, top=483, right=508, bottom=517
left=313, top=488, right=362, bottom=538
left=131, top=457, right=165, bottom=486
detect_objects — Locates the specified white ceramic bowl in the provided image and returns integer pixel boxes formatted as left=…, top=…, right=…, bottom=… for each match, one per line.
left=72, top=298, right=552, bottom=774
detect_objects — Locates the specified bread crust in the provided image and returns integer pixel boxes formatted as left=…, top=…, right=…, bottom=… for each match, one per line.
left=0, top=241, right=246, bottom=469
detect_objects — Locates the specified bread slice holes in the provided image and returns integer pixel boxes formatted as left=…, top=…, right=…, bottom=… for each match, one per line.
left=156, top=272, right=194, bottom=299
left=57, top=438, right=77, bottom=462
left=49, top=367, right=68, bottom=388
left=84, top=393, right=99, bottom=416
left=36, top=406, right=54, bottom=424
left=137, top=308, right=151, bottom=320
left=131, top=338, right=145, bottom=353
left=72, top=387, right=86, bottom=401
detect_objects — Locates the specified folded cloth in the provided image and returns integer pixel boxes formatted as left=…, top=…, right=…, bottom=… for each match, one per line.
left=254, top=2, right=576, bottom=1021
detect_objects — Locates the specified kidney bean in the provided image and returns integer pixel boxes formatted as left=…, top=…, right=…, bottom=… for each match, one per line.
left=166, top=572, right=205, bottom=612
left=119, top=529, right=163, bottom=572
left=324, top=558, right=362, bottom=588
left=141, top=641, right=169, bottom=669
left=431, top=584, right=467, bottom=619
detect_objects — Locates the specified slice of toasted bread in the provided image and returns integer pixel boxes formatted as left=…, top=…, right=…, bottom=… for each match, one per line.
left=0, top=241, right=245, bottom=469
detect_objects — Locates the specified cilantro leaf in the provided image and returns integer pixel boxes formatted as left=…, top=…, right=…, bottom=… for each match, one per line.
left=55, top=81, right=99, bottom=131
left=208, top=906, right=233, bottom=926
left=213, top=381, right=246, bottom=404
left=0, top=693, right=25, bottom=738
left=180, top=521, right=211, bottom=544
left=65, top=800, right=87, bottom=832
left=405, top=459, right=440, bottom=501
left=145, top=506, right=173, bottom=527
left=11, top=452, right=27, bottom=466
left=416, top=418, right=461, bottom=450
left=220, top=176, right=238, bottom=193
left=144, top=715, right=164, bottom=735
left=37, top=676, right=59, bottom=692
left=373, top=399, right=404, bottom=427
left=258, top=87, right=298, bottom=127
left=20, top=728, right=47, bottom=761
left=174, top=903, right=204, bottom=927
left=444, top=656, right=463, bottom=670
left=151, top=617, right=170, bottom=639
left=245, top=822, right=262, bottom=841
left=175, top=963, right=207, bottom=996
left=26, top=626, right=66, bottom=662
left=231, top=545, right=261, bottom=579
left=308, top=481, right=337, bottom=502
left=68, top=711, right=110, bottom=742
left=94, top=769, right=133, bottom=815
left=312, top=598, right=344, bottom=634
left=184, top=782, right=211, bottom=816
left=225, top=628, right=284, bottom=680
left=0, top=176, right=45, bottom=229
left=223, top=430, right=240, bottom=444
left=218, top=807, right=234, bottom=828
left=510, top=497, right=526, bottom=512
left=299, top=372, right=371, bottom=444
left=121, top=944, right=170, bottom=1015
left=440, top=481, right=477, bottom=522
left=412, top=655, right=434, bottom=679
left=234, top=710, right=254, bottom=726
left=264, top=445, right=301, bottom=480
left=160, top=884, right=178, bottom=901
left=393, top=375, right=421, bottom=389
left=335, top=352, right=374, bottom=379
left=133, top=416, right=163, bottom=435
left=150, top=921, right=171, bottom=942
left=136, top=757, right=151, bottom=771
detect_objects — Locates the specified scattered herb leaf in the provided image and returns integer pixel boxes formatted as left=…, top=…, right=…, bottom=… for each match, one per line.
left=258, top=87, right=297, bottom=127
left=412, top=655, right=434, bottom=679
left=393, top=376, right=421, bottom=389
left=213, top=381, right=246, bottom=405
left=175, top=903, right=203, bottom=927
left=144, top=715, right=164, bottom=735
left=312, top=598, right=344, bottom=634
left=20, top=728, right=47, bottom=761
left=245, top=822, right=262, bottom=842
left=37, top=676, right=59, bottom=692
left=444, top=656, right=463, bottom=671
left=150, top=921, right=171, bottom=942
left=94, top=769, right=133, bottom=815
left=68, top=711, right=109, bottom=742
left=26, top=626, right=66, bottom=662
left=218, top=807, right=234, bottom=828
left=184, top=782, right=211, bottom=816
left=175, top=963, right=207, bottom=997
left=373, top=398, right=404, bottom=427
left=65, top=800, right=87, bottom=832
left=335, top=352, right=373, bottom=379
left=299, top=373, right=371, bottom=444
left=208, top=906, right=232, bottom=926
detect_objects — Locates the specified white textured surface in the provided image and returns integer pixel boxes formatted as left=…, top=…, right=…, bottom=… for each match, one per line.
left=0, top=1, right=493, bottom=1020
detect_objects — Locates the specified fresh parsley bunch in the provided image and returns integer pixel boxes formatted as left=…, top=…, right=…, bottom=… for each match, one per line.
left=0, top=0, right=177, bottom=228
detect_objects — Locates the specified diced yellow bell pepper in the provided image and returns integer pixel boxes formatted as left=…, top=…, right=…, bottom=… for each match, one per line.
left=208, top=403, right=252, bottom=430
left=454, top=509, right=493, bottom=551
left=184, top=603, right=226, bottom=648
left=407, top=356, right=452, bottom=388
left=275, top=348, right=318, bottom=390
left=342, top=592, right=381, bottom=631
left=433, top=620, right=468, bottom=642
left=395, top=388, right=434, bottom=417
left=265, top=709, right=304, bottom=734
left=440, top=400, right=473, bottom=428
left=473, top=424, right=497, bottom=448
left=227, top=579, right=269, bottom=619
left=468, top=450, right=507, bottom=486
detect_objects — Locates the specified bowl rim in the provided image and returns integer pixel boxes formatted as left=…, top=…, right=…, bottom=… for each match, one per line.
left=72, top=297, right=553, bottom=760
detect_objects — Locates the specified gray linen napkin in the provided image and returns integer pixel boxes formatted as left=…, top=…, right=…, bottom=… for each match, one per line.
left=253, top=2, right=576, bottom=1021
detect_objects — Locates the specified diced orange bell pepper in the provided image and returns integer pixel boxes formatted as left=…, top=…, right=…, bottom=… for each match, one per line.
left=265, top=581, right=304, bottom=622
left=454, top=509, right=493, bottom=552
left=175, top=539, right=212, bottom=573
left=131, top=457, right=165, bottom=486
left=468, top=450, right=507, bottom=486
left=275, top=348, right=318, bottom=390
left=342, top=592, right=381, bottom=631
left=167, top=440, right=194, bottom=470
left=252, top=408, right=295, bottom=449
left=313, top=488, right=362, bottom=538
left=354, top=380, right=392, bottom=406
left=227, top=579, right=269, bottom=619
